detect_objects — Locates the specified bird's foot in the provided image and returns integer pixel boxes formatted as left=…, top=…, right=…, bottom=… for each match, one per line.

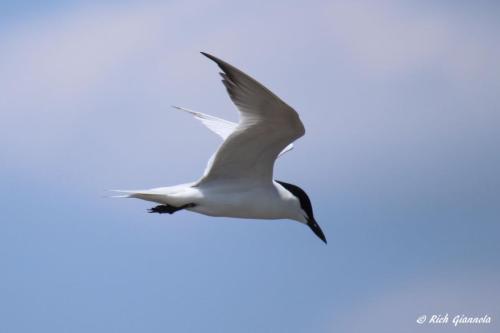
left=148, top=203, right=196, bottom=214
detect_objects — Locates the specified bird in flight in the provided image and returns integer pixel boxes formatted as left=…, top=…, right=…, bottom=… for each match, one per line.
left=113, top=52, right=326, bottom=243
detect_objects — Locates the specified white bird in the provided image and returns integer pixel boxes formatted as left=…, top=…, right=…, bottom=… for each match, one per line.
left=114, top=52, right=326, bottom=243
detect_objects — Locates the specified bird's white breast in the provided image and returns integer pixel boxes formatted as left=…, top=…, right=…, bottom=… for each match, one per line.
left=190, top=180, right=301, bottom=221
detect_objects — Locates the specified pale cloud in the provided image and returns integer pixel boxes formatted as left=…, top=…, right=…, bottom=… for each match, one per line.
left=324, top=1, right=500, bottom=82
left=331, top=272, right=500, bottom=333
left=0, top=0, right=322, bottom=186
left=0, top=4, right=170, bottom=105
left=0, top=2, right=209, bottom=180
left=0, top=3, right=166, bottom=158
left=0, top=0, right=498, bottom=195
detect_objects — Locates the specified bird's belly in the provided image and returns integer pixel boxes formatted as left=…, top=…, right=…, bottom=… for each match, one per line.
left=190, top=189, right=288, bottom=220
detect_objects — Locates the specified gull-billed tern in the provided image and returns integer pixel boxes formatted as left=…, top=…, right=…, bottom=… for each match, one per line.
left=113, top=52, right=326, bottom=243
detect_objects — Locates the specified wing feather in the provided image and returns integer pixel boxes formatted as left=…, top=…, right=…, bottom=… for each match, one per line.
left=172, top=106, right=236, bottom=140
left=195, top=53, right=304, bottom=185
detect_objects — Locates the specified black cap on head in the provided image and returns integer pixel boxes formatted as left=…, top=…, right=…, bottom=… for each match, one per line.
left=276, top=180, right=327, bottom=244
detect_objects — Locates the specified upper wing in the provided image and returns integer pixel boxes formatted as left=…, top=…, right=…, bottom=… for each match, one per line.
left=195, top=52, right=305, bottom=186
left=173, top=105, right=294, bottom=156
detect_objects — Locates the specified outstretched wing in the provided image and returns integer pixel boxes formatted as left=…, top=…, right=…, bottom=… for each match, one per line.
left=172, top=106, right=236, bottom=140
left=195, top=52, right=304, bottom=186
left=173, top=105, right=294, bottom=156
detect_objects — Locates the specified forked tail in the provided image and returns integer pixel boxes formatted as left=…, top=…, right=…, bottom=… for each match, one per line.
left=108, top=190, right=168, bottom=203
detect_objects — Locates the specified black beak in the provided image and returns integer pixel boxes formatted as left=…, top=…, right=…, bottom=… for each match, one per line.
left=307, top=218, right=327, bottom=244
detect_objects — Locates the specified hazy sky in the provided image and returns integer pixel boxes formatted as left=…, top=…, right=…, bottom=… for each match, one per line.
left=1, top=1, right=499, bottom=332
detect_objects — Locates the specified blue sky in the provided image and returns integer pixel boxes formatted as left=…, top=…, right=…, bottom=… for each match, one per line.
left=1, top=1, right=499, bottom=332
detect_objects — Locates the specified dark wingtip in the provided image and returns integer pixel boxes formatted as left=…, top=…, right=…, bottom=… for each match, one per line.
left=307, top=218, right=327, bottom=244
left=200, top=51, right=217, bottom=62
left=200, top=52, right=230, bottom=71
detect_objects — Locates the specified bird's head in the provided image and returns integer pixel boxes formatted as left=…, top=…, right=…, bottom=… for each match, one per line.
left=276, top=180, right=327, bottom=244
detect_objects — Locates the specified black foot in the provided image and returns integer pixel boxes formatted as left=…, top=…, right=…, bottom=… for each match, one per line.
left=148, top=203, right=196, bottom=214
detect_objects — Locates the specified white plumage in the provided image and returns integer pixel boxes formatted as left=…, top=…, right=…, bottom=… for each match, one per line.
left=114, top=52, right=326, bottom=243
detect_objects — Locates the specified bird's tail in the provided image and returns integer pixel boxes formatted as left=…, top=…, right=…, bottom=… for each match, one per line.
left=108, top=183, right=196, bottom=206
left=108, top=190, right=134, bottom=198
left=108, top=190, right=166, bottom=203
